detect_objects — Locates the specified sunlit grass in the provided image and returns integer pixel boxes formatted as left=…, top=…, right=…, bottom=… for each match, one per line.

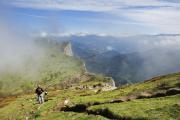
left=88, top=95, right=180, bottom=120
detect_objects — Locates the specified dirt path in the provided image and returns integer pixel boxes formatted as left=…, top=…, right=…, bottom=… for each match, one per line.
left=0, top=96, right=18, bottom=108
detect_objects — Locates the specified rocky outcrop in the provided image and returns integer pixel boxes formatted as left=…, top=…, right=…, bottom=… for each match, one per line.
left=64, top=43, right=73, bottom=56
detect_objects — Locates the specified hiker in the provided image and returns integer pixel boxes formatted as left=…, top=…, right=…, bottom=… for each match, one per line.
left=35, top=85, right=44, bottom=104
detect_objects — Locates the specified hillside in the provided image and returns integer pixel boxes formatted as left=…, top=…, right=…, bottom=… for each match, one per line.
left=1, top=1, right=180, bottom=120
left=0, top=39, right=85, bottom=97
left=0, top=71, right=179, bottom=120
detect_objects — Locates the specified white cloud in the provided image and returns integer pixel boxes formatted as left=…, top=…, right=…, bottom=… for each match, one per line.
left=18, top=13, right=48, bottom=19
left=107, top=46, right=113, bottom=51
left=38, top=32, right=111, bottom=37
left=3, top=0, right=180, bottom=12
left=40, top=31, right=48, bottom=37
left=2, top=0, right=180, bottom=34
left=123, top=7, right=180, bottom=33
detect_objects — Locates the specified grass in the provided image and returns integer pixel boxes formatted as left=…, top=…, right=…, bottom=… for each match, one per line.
left=0, top=72, right=179, bottom=120
left=88, top=95, right=180, bottom=120
left=69, top=72, right=180, bottom=104
left=0, top=40, right=84, bottom=96
left=37, top=112, right=107, bottom=120
left=0, top=39, right=179, bottom=119
left=0, top=89, right=107, bottom=120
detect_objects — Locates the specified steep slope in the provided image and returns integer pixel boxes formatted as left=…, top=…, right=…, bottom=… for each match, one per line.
left=0, top=72, right=179, bottom=120
left=0, top=39, right=84, bottom=97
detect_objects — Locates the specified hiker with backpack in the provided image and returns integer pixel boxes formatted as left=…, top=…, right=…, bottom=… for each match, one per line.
left=35, top=85, right=45, bottom=104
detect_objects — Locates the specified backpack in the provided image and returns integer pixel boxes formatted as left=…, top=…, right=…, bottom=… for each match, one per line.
left=36, top=87, right=44, bottom=95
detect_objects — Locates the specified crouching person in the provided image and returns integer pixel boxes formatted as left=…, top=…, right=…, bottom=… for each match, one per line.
left=35, top=85, right=44, bottom=104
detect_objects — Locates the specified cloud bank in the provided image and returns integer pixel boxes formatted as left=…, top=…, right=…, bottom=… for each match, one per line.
left=2, top=0, right=180, bottom=12
left=2, top=0, right=180, bottom=34
left=0, top=16, right=45, bottom=73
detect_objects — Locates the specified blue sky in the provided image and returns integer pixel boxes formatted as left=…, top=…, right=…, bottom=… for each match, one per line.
left=1, top=0, right=180, bottom=36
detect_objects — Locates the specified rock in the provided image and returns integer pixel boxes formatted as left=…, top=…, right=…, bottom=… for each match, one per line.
left=166, top=88, right=180, bottom=96
left=119, top=95, right=138, bottom=101
left=109, top=99, right=124, bottom=103
left=137, top=92, right=152, bottom=99
left=87, top=102, right=101, bottom=106
left=64, top=99, right=70, bottom=105
left=64, top=43, right=73, bottom=56
left=107, top=78, right=116, bottom=87
left=88, top=86, right=93, bottom=90
left=151, top=91, right=166, bottom=98
left=54, top=99, right=71, bottom=111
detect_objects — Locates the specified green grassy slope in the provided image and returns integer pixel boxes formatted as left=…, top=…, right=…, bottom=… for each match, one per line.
left=0, top=72, right=179, bottom=120
left=0, top=39, right=113, bottom=120
left=0, top=40, right=84, bottom=97
left=89, top=95, right=180, bottom=120
left=67, top=72, right=180, bottom=104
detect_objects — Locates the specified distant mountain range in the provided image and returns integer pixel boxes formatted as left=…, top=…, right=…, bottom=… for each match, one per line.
left=52, top=34, right=180, bottom=86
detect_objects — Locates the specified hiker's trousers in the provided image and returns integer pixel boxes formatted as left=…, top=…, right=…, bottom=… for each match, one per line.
left=37, top=93, right=44, bottom=104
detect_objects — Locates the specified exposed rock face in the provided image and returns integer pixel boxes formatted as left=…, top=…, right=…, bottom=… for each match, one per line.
left=64, top=43, right=73, bottom=56
left=107, top=77, right=116, bottom=87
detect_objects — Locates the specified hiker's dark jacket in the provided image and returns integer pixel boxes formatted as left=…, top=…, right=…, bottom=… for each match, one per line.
left=35, top=87, right=44, bottom=95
